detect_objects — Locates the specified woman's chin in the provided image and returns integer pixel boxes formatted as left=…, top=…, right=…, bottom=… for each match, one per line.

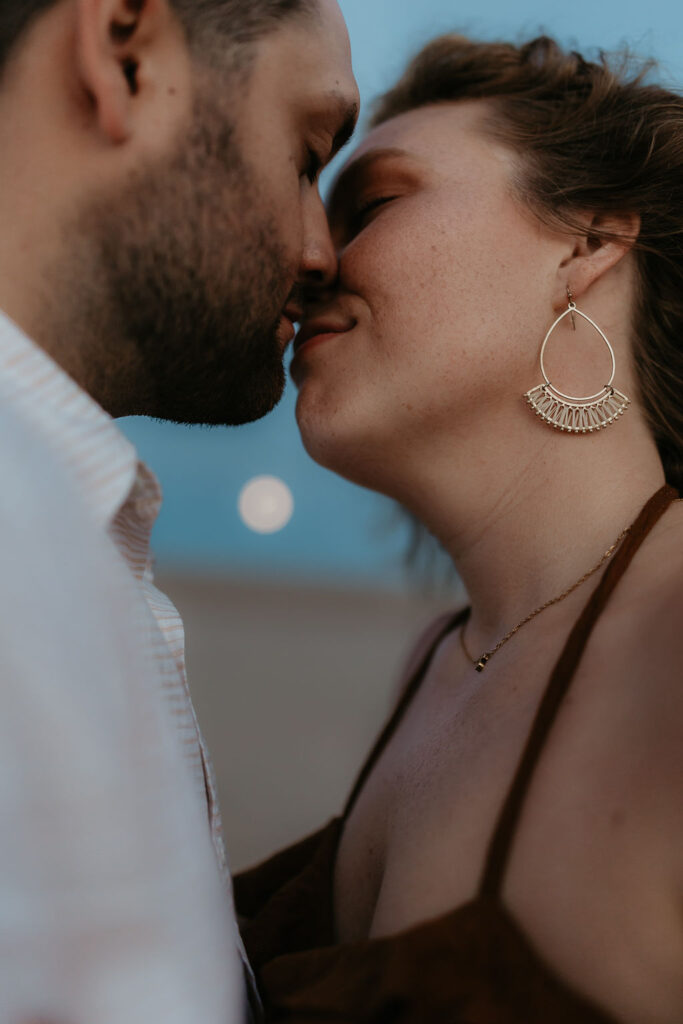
left=296, top=417, right=348, bottom=475
left=295, top=386, right=407, bottom=489
left=296, top=418, right=394, bottom=495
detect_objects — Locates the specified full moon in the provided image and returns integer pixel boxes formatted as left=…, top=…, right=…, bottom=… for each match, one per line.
left=238, top=476, right=294, bottom=534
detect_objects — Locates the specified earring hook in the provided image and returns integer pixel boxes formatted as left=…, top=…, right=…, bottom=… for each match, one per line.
left=567, top=286, right=577, bottom=331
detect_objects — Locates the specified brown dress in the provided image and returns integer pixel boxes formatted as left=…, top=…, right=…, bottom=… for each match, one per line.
left=235, top=485, right=678, bottom=1023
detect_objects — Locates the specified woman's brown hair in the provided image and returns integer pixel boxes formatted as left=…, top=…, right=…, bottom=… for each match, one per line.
left=372, top=35, right=683, bottom=491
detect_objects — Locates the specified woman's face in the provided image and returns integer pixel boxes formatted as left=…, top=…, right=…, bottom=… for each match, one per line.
left=291, top=101, right=571, bottom=493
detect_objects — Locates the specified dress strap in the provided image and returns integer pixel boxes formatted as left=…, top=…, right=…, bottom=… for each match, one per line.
left=343, top=608, right=468, bottom=819
left=478, top=484, right=678, bottom=898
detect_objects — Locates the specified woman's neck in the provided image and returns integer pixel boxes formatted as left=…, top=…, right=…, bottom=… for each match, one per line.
left=400, top=410, right=666, bottom=651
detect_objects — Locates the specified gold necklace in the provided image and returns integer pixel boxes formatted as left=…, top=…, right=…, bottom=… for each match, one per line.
left=459, top=524, right=631, bottom=672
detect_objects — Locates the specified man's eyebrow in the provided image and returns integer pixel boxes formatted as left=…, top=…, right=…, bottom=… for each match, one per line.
left=327, top=147, right=413, bottom=213
left=324, top=93, right=360, bottom=158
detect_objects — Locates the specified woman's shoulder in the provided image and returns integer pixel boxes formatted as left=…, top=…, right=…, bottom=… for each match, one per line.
left=637, top=497, right=683, bottom=634
left=593, top=496, right=683, bottom=766
left=608, top=497, right=683, bottom=636
left=608, top=501, right=682, bottom=753
left=594, top=501, right=683, bottom=893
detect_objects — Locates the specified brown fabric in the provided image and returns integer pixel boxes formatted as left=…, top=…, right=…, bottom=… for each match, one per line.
left=479, top=483, right=678, bottom=898
left=235, top=485, right=678, bottom=1023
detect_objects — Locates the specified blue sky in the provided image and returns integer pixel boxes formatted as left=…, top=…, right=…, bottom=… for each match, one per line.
left=120, top=0, right=683, bottom=588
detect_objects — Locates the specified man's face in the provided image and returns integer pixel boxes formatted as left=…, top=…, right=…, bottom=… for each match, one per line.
left=77, top=0, right=358, bottom=425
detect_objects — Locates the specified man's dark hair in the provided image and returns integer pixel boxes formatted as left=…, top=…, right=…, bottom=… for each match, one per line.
left=0, top=0, right=313, bottom=77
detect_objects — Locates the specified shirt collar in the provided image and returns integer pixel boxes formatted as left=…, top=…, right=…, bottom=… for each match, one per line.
left=0, top=309, right=160, bottom=534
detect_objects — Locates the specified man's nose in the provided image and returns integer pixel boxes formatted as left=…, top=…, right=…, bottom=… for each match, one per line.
left=297, top=192, right=339, bottom=295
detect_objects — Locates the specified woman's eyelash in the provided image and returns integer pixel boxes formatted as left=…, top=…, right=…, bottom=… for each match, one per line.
left=352, top=195, right=396, bottom=221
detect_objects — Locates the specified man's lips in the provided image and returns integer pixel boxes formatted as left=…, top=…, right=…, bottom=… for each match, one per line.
left=293, top=318, right=356, bottom=356
left=277, top=301, right=304, bottom=349
left=277, top=315, right=296, bottom=346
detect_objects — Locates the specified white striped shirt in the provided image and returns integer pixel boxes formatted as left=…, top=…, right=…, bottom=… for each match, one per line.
left=0, top=310, right=245, bottom=1024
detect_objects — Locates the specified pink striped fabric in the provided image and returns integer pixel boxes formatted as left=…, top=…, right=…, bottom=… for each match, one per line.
left=0, top=312, right=229, bottom=880
left=0, top=309, right=251, bottom=1019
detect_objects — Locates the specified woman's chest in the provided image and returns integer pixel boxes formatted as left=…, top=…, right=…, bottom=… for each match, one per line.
left=332, top=641, right=683, bottom=1024
left=333, top=655, right=547, bottom=941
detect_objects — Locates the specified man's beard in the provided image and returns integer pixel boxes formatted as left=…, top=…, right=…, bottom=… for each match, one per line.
left=68, top=87, right=294, bottom=426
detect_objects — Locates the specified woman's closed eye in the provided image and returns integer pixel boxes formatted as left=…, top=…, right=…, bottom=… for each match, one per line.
left=327, top=149, right=423, bottom=240
left=348, top=194, right=397, bottom=231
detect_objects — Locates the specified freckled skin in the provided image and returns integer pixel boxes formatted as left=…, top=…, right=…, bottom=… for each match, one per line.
left=295, top=104, right=580, bottom=495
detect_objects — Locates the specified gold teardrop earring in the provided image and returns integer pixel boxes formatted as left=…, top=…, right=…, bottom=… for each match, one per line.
left=525, top=288, right=630, bottom=433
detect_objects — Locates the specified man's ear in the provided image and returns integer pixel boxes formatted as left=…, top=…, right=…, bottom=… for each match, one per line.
left=75, top=0, right=171, bottom=144
left=555, top=211, right=641, bottom=308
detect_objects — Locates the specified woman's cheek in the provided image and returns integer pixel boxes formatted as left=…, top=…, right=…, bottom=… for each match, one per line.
left=342, top=220, right=435, bottom=308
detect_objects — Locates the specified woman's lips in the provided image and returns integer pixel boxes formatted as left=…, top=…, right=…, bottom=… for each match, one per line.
left=293, top=318, right=356, bottom=357
left=293, top=330, right=343, bottom=356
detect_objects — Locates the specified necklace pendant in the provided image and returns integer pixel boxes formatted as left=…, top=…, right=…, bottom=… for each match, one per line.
left=475, top=654, right=490, bottom=672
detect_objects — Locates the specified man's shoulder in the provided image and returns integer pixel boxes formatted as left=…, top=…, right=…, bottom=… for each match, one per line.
left=0, top=393, right=72, bottom=478
left=0, top=397, right=92, bottom=532
left=0, top=400, right=121, bottom=616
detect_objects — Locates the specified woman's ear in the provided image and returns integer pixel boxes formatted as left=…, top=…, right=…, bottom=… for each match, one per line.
left=75, top=0, right=169, bottom=144
left=555, top=211, right=641, bottom=308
